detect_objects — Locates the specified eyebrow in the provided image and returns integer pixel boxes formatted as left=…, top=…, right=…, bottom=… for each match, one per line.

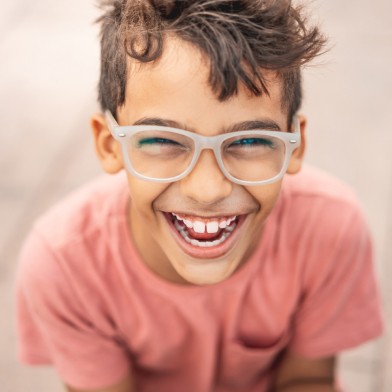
left=132, top=117, right=283, bottom=132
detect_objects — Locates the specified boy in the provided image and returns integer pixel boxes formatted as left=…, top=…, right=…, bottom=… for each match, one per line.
left=16, top=1, right=383, bottom=391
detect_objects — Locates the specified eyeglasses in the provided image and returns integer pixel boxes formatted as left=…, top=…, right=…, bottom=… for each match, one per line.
left=106, top=111, right=301, bottom=186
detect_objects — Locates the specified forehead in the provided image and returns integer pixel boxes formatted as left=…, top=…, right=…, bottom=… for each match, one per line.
left=120, top=37, right=286, bottom=131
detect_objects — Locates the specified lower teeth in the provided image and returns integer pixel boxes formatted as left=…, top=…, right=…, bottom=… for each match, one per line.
left=174, top=219, right=236, bottom=248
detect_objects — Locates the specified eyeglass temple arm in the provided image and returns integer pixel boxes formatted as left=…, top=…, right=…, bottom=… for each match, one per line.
left=291, top=114, right=299, bottom=134
left=105, top=110, right=119, bottom=130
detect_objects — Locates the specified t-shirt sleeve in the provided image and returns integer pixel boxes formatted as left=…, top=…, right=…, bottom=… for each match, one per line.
left=15, top=228, right=131, bottom=390
left=288, top=200, right=384, bottom=358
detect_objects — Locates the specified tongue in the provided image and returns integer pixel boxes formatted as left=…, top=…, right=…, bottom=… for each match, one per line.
left=186, top=227, right=224, bottom=241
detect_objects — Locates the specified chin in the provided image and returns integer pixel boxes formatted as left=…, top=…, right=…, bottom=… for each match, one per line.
left=174, top=258, right=238, bottom=286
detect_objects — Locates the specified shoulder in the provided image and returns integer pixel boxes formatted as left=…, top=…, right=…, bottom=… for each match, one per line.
left=278, top=165, right=373, bottom=285
left=16, top=172, right=130, bottom=319
left=276, top=165, right=372, bottom=269
left=283, top=164, right=359, bottom=206
left=17, top=172, right=129, bottom=292
left=33, top=172, right=129, bottom=248
left=281, top=164, right=366, bottom=226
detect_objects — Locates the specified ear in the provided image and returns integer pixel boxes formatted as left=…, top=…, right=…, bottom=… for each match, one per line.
left=286, top=114, right=306, bottom=175
left=90, top=113, right=124, bottom=174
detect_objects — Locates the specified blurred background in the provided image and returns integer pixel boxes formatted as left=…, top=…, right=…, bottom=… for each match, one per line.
left=0, top=0, right=391, bottom=391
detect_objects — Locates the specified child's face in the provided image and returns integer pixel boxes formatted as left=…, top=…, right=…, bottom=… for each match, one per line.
left=93, top=38, right=305, bottom=285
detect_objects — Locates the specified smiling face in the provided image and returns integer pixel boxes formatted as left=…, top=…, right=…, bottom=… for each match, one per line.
left=92, top=38, right=306, bottom=285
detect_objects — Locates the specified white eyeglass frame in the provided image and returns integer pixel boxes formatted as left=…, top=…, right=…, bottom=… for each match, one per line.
left=105, top=110, right=301, bottom=186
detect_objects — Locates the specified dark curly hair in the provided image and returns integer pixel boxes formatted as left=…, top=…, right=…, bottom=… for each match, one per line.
left=97, top=0, right=326, bottom=124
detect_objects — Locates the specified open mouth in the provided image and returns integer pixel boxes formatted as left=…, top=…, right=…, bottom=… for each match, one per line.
left=164, top=212, right=246, bottom=258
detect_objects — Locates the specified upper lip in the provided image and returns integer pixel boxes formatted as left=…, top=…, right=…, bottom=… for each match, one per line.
left=163, top=211, right=247, bottom=219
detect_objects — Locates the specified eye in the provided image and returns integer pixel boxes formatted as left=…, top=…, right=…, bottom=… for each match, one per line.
left=138, top=137, right=181, bottom=147
left=132, top=131, right=193, bottom=159
left=229, top=137, right=276, bottom=148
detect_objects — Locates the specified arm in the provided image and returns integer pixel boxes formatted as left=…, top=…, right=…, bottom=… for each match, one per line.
left=66, top=372, right=135, bottom=392
left=271, top=351, right=336, bottom=392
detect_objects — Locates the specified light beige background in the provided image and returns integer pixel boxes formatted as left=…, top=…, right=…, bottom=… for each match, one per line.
left=1, top=1, right=391, bottom=391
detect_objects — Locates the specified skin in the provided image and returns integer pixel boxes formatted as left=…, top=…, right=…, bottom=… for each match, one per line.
left=69, top=38, right=336, bottom=392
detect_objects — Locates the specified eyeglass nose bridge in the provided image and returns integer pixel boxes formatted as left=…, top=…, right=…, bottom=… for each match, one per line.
left=197, top=133, right=226, bottom=150
left=188, top=134, right=230, bottom=180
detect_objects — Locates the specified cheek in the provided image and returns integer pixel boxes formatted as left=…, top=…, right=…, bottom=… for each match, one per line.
left=247, top=182, right=282, bottom=214
left=126, top=175, right=169, bottom=216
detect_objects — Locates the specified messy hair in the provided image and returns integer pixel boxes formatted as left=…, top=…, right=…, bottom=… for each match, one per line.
left=97, top=0, right=326, bottom=123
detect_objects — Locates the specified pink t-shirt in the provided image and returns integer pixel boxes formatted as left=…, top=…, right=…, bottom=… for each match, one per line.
left=15, top=165, right=383, bottom=391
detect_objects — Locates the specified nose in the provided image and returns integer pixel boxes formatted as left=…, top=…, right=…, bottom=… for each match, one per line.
left=180, top=150, right=233, bottom=205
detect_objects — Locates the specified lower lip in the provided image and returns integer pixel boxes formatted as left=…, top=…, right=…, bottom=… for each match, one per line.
left=164, top=213, right=247, bottom=260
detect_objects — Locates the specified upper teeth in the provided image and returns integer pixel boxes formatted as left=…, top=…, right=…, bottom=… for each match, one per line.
left=172, top=213, right=237, bottom=234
